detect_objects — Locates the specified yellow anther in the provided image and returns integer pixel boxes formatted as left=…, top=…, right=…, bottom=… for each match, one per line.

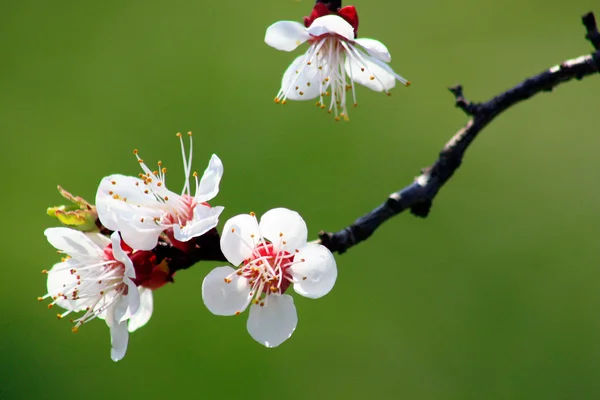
left=193, top=171, right=198, bottom=177
left=299, top=91, right=304, bottom=96
left=235, top=311, right=241, bottom=316
left=57, top=314, right=62, bottom=320
left=250, top=211, right=255, bottom=217
left=301, top=258, right=305, bottom=262
left=295, top=86, right=299, bottom=90
left=369, top=76, right=375, bottom=80
left=72, top=327, right=79, bottom=333
left=157, top=182, right=162, bottom=187
left=307, top=82, right=311, bottom=87
left=133, top=149, right=138, bottom=155
left=188, top=131, right=192, bottom=136
left=37, top=297, right=43, bottom=301
left=307, top=61, right=312, bottom=65
left=279, top=232, right=283, bottom=237
left=138, top=159, right=144, bottom=163
left=360, top=68, right=365, bottom=72
left=253, top=299, right=259, bottom=305
left=112, top=194, right=120, bottom=200
left=111, top=181, right=116, bottom=185
left=335, top=117, right=341, bottom=122
left=164, top=196, right=169, bottom=201
left=282, top=100, right=287, bottom=105
left=224, top=278, right=232, bottom=283
left=231, top=228, right=235, bottom=233
left=316, top=101, right=321, bottom=107
left=387, top=92, right=392, bottom=96
left=47, top=304, right=54, bottom=309
left=302, top=276, right=307, bottom=281
left=162, top=167, right=167, bottom=173
left=274, top=97, right=280, bottom=104
left=259, top=302, right=265, bottom=307
left=176, top=132, right=182, bottom=138
left=41, top=269, right=48, bottom=274
left=405, top=81, right=412, bottom=87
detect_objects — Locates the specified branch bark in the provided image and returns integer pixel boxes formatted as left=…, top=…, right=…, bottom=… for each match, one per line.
left=318, top=12, right=600, bottom=254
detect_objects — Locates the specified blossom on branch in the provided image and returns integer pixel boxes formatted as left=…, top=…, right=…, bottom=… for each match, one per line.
left=95, top=132, right=224, bottom=251
left=265, top=3, right=410, bottom=121
left=202, top=208, right=337, bottom=347
left=39, top=228, right=160, bottom=361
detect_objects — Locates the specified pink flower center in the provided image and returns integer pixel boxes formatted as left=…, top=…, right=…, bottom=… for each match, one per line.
left=239, top=243, right=294, bottom=301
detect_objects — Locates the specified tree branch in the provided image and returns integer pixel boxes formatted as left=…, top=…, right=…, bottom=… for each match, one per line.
left=318, top=12, right=600, bottom=254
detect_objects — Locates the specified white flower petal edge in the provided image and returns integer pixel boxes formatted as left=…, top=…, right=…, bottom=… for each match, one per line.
left=306, top=15, right=355, bottom=41
left=128, top=288, right=153, bottom=333
left=220, top=214, right=260, bottom=266
left=202, top=266, right=252, bottom=315
left=279, top=54, right=325, bottom=101
left=247, top=294, right=297, bottom=348
left=290, top=243, right=337, bottom=299
left=194, top=154, right=223, bottom=204
left=354, top=38, right=392, bottom=62
left=265, top=21, right=311, bottom=52
left=106, top=308, right=129, bottom=362
left=173, top=205, right=224, bottom=243
left=259, top=207, right=308, bottom=253
left=44, top=227, right=105, bottom=261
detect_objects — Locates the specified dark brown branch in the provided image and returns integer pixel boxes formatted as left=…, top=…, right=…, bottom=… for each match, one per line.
left=318, top=12, right=600, bottom=254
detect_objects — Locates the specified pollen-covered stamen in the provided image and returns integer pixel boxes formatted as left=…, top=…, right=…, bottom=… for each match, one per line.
left=41, top=258, right=128, bottom=332
left=225, top=242, right=305, bottom=303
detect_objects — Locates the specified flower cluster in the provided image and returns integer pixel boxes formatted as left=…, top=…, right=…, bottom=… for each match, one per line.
left=41, top=2, right=402, bottom=362
left=41, top=133, right=337, bottom=360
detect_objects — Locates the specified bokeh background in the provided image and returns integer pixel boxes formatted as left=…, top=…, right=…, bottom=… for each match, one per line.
left=2, top=0, right=599, bottom=399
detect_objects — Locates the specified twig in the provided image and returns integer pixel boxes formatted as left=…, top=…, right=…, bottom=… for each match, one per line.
left=318, top=12, right=600, bottom=254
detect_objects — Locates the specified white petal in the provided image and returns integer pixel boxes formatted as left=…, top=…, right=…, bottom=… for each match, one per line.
left=112, top=277, right=140, bottom=323
left=46, top=261, right=94, bottom=311
left=220, top=214, right=260, bottom=266
left=290, top=244, right=337, bottom=299
left=84, top=233, right=111, bottom=249
left=118, top=218, right=165, bottom=251
left=128, top=288, right=153, bottom=333
left=44, top=227, right=104, bottom=261
left=108, top=318, right=129, bottom=362
left=307, top=15, right=354, bottom=41
left=247, top=294, right=297, bottom=348
left=202, top=266, right=252, bottom=316
left=345, top=50, right=406, bottom=91
left=110, top=232, right=135, bottom=279
left=95, top=175, right=154, bottom=230
left=259, top=208, right=307, bottom=253
left=280, top=53, right=324, bottom=101
left=173, top=205, right=223, bottom=243
left=265, top=21, right=310, bottom=52
left=354, top=38, right=391, bottom=62
left=194, top=154, right=223, bottom=203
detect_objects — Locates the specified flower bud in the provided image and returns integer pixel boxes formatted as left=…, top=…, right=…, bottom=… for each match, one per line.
left=47, top=186, right=98, bottom=232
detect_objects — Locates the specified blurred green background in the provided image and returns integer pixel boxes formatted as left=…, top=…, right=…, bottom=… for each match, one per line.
left=1, top=0, right=599, bottom=399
